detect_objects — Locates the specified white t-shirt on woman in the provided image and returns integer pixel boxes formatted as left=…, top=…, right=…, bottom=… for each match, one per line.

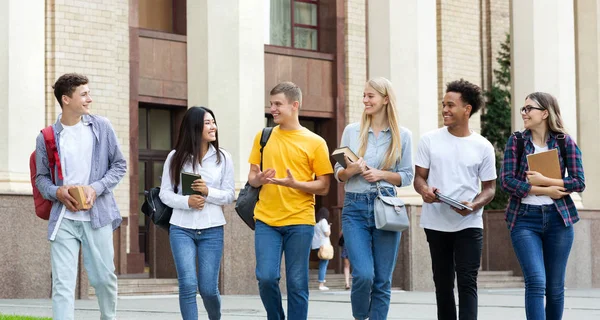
left=312, top=219, right=330, bottom=249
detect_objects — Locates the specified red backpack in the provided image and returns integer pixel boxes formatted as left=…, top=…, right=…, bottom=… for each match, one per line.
left=29, top=126, right=63, bottom=220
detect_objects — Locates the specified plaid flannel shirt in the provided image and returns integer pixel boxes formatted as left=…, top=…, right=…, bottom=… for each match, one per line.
left=499, top=130, right=585, bottom=230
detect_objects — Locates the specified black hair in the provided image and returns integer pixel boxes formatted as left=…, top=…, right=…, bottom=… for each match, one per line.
left=169, top=106, right=223, bottom=187
left=446, top=79, right=484, bottom=118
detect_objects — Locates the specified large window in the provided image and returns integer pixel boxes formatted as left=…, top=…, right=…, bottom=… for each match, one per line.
left=265, top=0, right=319, bottom=51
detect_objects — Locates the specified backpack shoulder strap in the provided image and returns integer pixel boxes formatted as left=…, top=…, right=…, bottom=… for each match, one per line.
left=556, top=133, right=568, bottom=175
left=513, top=131, right=524, bottom=173
left=41, top=126, right=63, bottom=181
left=259, top=127, right=274, bottom=170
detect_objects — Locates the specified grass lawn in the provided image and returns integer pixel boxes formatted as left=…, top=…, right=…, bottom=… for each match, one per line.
left=0, top=315, right=52, bottom=320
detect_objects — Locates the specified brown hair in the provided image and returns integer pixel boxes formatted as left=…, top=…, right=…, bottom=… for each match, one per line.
left=52, top=73, right=89, bottom=108
left=270, top=81, right=302, bottom=107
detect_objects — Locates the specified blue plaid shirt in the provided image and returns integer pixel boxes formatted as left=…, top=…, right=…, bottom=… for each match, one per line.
left=499, top=130, right=585, bottom=230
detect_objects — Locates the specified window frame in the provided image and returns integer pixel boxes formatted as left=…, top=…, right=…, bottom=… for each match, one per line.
left=267, top=0, right=320, bottom=52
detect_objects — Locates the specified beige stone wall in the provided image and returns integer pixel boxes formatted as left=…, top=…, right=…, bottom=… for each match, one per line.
left=45, top=0, right=130, bottom=218
left=345, top=0, right=367, bottom=125
left=436, top=0, right=483, bottom=132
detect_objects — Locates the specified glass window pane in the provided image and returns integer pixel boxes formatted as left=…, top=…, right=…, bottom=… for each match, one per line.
left=294, top=27, right=317, bottom=50
left=149, top=109, right=171, bottom=150
left=138, top=162, right=146, bottom=193
left=294, top=2, right=317, bottom=26
left=269, top=0, right=292, bottom=47
left=138, top=195, right=146, bottom=227
left=139, top=108, right=148, bottom=150
left=153, top=161, right=165, bottom=188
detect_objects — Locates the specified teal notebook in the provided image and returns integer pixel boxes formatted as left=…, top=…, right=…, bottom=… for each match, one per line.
left=181, top=172, right=202, bottom=196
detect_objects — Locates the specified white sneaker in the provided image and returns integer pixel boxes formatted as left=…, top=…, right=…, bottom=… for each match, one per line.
left=318, top=286, right=329, bottom=291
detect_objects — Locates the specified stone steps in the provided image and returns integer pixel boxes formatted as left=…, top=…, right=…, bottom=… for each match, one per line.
left=89, top=278, right=179, bottom=297
left=478, top=270, right=524, bottom=289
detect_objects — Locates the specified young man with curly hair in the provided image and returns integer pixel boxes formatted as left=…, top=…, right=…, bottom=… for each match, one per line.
left=35, top=73, right=126, bottom=320
left=414, top=79, right=497, bottom=320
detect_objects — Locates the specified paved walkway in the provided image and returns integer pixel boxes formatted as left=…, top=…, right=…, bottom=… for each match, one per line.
left=1, top=288, right=600, bottom=319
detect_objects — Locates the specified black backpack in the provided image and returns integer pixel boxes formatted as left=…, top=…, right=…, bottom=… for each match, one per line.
left=513, top=131, right=567, bottom=175
left=235, top=127, right=274, bottom=230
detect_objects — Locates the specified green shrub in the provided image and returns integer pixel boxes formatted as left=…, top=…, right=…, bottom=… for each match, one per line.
left=481, top=34, right=512, bottom=210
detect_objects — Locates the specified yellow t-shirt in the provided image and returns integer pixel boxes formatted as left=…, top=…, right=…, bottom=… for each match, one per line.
left=248, top=126, right=334, bottom=226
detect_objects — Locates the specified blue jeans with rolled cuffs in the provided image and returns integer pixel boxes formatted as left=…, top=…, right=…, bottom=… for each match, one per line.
left=511, top=204, right=574, bottom=320
left=170, top=224, right=224, bottom=320
left=342, top=187, right=401, bottom=320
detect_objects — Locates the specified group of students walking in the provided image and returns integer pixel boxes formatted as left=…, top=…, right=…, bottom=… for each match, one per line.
left=35, top=73, right=585, bottom=320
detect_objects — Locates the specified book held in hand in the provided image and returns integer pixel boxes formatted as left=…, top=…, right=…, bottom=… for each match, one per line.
left=68, top=186, right=91, bottom=210
left=181, top=172, right=203, bottom=196
left=526, top=148, right=562, bottom=179
left=331, top=146, right=359, bottom=168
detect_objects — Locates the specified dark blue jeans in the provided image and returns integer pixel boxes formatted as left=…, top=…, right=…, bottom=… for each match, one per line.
left=255, top=220, right=314, bottom=320
left=511, top=204, right=574, bottom=320
left=170, top=225, right=223, bottom=320
left=342, top=189, right=401, bottom=320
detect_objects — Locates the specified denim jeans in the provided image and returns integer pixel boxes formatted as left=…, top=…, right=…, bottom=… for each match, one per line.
left=511, top=204, right=574, bottom=320
left=255, top=220, right=314, bottom=320
left=170, top=224, right=224, bottom=320
left=51, top=219, right=117, bottom=320
left=425, top=228, right=483, bottom=320
left=318, top=258, right=329, bottom=283
left=342, top=189, right=401, bottom=320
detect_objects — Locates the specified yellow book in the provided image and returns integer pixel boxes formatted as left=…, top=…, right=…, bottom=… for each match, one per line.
left=68, top=186, right=91, bottom=210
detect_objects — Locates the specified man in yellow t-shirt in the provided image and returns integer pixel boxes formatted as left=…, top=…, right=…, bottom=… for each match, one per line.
left=247, top=82, right=333, bottom=320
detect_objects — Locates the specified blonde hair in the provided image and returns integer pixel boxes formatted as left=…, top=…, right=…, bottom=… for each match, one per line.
left=358, top=77, right=402, bottom=170
left=526, top=92, right=567, bottom=134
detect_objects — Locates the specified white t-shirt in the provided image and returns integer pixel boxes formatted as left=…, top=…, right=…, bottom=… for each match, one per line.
left=521, top=144, right=554, bottom=205
left=59, top=120, right=94, bottom=221
left=415, top=127, right=497, bottom=232
left=312, top=219, right=330, bottom=249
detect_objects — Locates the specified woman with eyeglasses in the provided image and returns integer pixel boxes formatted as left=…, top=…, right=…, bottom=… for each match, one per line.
left=500, top=92, right=585, bottom=320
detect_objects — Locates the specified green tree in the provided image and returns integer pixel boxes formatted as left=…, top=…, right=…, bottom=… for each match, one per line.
left=481, top=34, right=512, bottom=210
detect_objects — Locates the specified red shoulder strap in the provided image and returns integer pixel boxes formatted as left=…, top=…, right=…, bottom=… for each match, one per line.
left=41, top=126, right=63, bottom=181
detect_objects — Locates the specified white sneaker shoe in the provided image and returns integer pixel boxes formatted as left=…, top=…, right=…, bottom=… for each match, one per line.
left=318, top=285, right=329, bottom=291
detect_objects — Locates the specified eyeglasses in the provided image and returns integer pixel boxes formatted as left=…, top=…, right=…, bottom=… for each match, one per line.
left=520, top=105, right=546, bottom=114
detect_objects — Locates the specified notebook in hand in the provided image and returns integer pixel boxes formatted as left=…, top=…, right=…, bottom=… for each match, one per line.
left=434, top=191, right=473, bottom=211
left=526, top=148, right=562, bottom=179
left=331, top=147, right=359, bottom=168
left=181, top=172, right=203, bottom=196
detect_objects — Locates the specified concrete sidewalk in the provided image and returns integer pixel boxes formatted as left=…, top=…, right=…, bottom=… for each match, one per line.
left=1, top=288, right=600, bottom=319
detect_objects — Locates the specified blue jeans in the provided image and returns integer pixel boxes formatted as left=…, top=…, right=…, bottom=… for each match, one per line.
left=170, top=225, right=224, bottom=320
left=318, top=258, right=329, bottom=283
left=255, top=220, right=314, bottom=320
left=511, top=204, right=574, bottom=320
left=342, top=189, right=402, bottom=320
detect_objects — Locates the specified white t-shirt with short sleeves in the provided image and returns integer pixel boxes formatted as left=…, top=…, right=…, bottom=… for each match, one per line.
left=415, top=127, right=497, bottom=232
left=59, top=120, right=94, bottom=221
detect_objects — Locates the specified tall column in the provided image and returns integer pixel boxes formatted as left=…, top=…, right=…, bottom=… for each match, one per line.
left=511, top=0, right=580, bottom=207
left=187, top=0, right=265, bottom=294
left=0, top=0, right=45, bottom=194
left=367, top=0, right=438, bottom=292
left=187, top=0, right=265, bottom=188
left=511, top=0, right=578, bottom=141
left=367, top=0, right=438, bottom=205
left=575, top=0, right=600, bottom=209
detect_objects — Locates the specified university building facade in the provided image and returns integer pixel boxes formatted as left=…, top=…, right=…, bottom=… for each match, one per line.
left=1, top=0, right=599, bottom=298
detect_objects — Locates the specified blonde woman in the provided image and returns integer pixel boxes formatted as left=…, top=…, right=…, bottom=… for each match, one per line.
left=334, top=77, right=413, bottom=320
left=500, top=92, right=585, bottom=320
